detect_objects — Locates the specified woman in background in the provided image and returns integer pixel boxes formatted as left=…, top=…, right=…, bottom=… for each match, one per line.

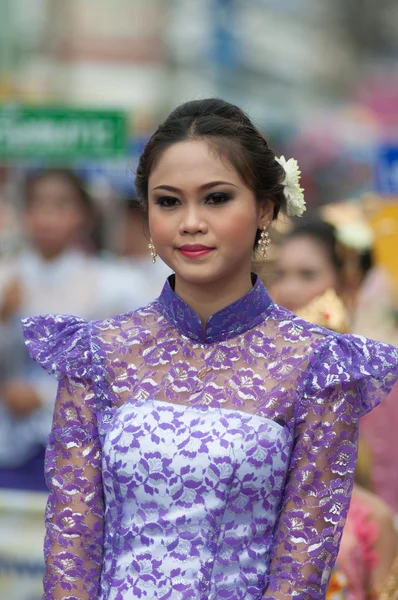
left=114, top=198, right=172, bottom=306
left=0, top=169, right=144, bottom=491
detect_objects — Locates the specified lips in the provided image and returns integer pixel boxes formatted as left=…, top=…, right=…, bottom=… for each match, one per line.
left=179, top=245, right=212, bottom=251
left=178, top=244, right=214, bottom=258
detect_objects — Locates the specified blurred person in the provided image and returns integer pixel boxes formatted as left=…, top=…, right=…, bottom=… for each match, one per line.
left=353, top=265, right=398, bottom=347
left=353, top=262, right=398, bottom=515
left=270, top=219, right=398, bottom=600
left=320, top=202, right=375, bottom=316
left=270, top=219, right=342, bottom=312
left=0, top=191, right=21, bottom=257
left=115, top=198, right=172, bottom=305
left=270, top=217, right=373, bottom=316
left=21, top=99, right=398, bottom=600
left=0, top=168, right=146, bottom=491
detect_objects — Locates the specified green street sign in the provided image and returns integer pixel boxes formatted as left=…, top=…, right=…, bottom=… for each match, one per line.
left=0, top=105, right=128, bottom=159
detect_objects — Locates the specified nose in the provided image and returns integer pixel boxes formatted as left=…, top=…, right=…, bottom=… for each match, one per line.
left=179, top=206, right=208, bottom=235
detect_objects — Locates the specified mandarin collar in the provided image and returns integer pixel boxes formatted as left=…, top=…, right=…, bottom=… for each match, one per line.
left=156, top=274, right=274, bottom=343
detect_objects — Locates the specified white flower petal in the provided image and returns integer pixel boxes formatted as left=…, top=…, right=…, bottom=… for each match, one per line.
left=275, top=155, right=306, bottom=217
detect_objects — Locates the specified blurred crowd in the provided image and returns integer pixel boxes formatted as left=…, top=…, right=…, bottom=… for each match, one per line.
left=0, top=166, right=397, bottom=600
left=0, top=168, right=170, bottom=490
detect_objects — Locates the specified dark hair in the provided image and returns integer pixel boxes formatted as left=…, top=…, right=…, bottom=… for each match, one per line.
left=125, top=198, right=145, bottom=214
left=135, top=98, right=287, bottom=247
left=284, top=219, right=343, bottom=274
left=24, top=168, right=93, bottom=215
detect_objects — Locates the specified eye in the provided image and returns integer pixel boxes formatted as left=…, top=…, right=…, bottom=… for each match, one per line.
left=300, top=269, right=318, bottom=281
left=206, top=192, right=232, bottom=205
left=155, top=196, right=180, bottom=208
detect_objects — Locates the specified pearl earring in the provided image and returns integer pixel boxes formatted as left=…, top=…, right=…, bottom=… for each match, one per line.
left=258, top=223, right=271, bottom=259
left=148, top=238, right=157, bottom=263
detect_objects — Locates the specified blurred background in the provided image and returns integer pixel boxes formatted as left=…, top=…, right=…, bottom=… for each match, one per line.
left=0, top=1, right=397, bottom=599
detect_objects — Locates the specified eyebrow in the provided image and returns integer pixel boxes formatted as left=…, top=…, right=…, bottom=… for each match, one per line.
left=152, top=181, right=239, bottom=192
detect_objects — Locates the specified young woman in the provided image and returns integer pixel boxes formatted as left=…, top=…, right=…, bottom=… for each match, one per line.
left=23, top=99, right=398, bottom=600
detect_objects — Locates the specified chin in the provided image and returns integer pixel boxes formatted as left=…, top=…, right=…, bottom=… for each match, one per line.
left=173, top=266, right=226, bottom=287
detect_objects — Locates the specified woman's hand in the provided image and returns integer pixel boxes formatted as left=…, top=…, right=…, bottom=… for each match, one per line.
left=1, top=379, right=42, bottom=416
left=0, top=278, right=22, bottom=321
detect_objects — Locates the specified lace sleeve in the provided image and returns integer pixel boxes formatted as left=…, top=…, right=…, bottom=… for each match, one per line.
left=263, top=380, right=358, bottom=600
left=43, top=373, right=103, bottom=599
left=22, top=315, right=104, bottom=599
left=263, top=332, right=398, bottom=600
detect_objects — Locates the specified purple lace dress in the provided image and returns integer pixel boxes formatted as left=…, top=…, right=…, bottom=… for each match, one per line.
left=22, top=276, right=398, bottom=600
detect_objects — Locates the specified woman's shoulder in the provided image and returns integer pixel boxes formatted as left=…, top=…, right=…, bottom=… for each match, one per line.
left=269, top=300, right=398, bottom=357
left=268, top=303, right=398, bottom=416
left=21, top=301, right=163, bottom=379
left=91, top=300, right=163, bottom=344
left=268, top=302, right=338, bottom=349
left=22, top=313, right=92, bottom=380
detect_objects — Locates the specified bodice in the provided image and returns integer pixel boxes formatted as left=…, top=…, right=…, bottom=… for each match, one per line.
left=98, top=400, right=292, bottom=599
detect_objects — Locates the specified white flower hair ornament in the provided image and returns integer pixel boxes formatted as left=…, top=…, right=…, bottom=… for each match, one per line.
left=275, top=155, right=306, bottom=217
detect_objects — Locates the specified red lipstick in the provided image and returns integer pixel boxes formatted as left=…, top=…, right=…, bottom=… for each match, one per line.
left=178, top=244, right=214, bottom=258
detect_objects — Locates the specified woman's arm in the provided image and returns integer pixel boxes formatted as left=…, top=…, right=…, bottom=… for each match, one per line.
left=263, top=382, right=358, bottom=600
left=43, top=373, right=104, bottom=599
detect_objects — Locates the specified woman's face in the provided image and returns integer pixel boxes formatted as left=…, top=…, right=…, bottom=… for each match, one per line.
left=24, top=176, right=87, bottom=258
left=148, top=139, right=272, bottom=289
left=271, top=235, right=339, bottom=311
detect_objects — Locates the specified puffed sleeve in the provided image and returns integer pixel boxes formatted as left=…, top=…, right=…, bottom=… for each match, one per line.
left=263, top=333, right=398, bottom=600
left=22, top=314, right=104, bottom=600
left=307, top=333, right=398, bottom=417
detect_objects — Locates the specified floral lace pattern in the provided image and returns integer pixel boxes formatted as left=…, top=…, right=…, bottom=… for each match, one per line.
left=22, top=276, right=398, bottom=600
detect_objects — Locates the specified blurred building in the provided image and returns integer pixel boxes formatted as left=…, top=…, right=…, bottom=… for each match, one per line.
left=167, top=0, right=357, bottom=130
left=1, top=0, right=396, bottom=129
left=0, top=0, right=397, bottom=205
left=0, top=0, right=169, bottom=130
left=169, top=0, right=396, bottom=130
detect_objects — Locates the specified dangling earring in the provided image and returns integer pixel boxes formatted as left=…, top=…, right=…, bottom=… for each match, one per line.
left=148, top=238, right=157, bottom=263
left=258, top=223, right=271, bottom=259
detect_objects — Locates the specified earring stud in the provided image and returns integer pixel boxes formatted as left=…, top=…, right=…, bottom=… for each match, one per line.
left=258, top=223, right=271, bottom=259
left=148, top=238, right=157, bottom=263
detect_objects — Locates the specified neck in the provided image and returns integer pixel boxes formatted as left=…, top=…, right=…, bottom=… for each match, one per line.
left=174, top=271, right=254, bottom=327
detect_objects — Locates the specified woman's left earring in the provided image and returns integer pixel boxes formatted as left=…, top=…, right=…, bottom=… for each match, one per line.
left=148, top=238, right=157, bottom=263
left=259, top=223, right=271, bottom=259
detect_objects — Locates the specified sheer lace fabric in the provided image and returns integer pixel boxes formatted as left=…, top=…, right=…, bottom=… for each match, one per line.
left=23, top=278, right=398, bottom=600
